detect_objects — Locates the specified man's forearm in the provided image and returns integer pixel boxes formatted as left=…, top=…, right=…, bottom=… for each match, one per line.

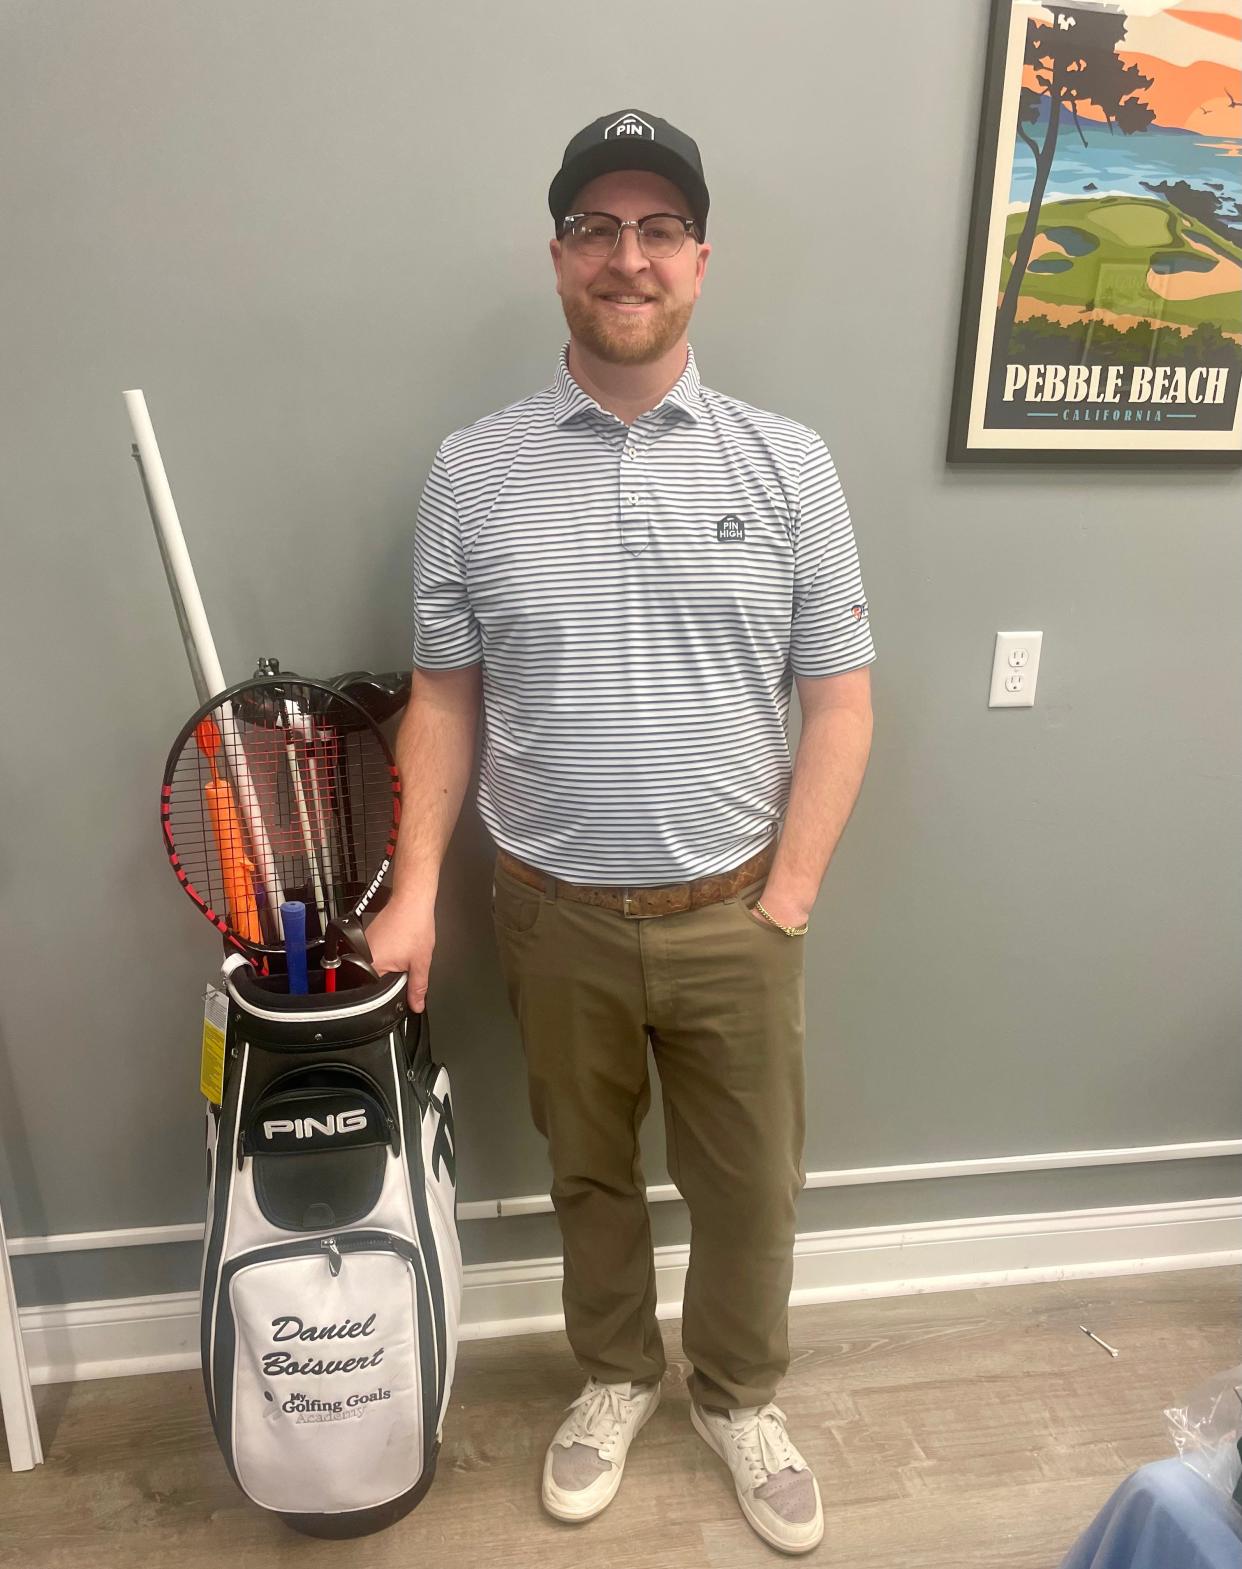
left=764, top=704, right=873, bottom=921
left=387, top=671, right=480, bottom=907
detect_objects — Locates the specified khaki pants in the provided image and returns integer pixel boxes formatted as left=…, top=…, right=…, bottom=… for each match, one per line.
left=491, top=851, right=807, bottom=1410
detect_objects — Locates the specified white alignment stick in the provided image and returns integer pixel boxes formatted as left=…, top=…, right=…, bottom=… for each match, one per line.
left=283, top=722, right=328, bottom=930
left=123, top=389, right=285, bottom=936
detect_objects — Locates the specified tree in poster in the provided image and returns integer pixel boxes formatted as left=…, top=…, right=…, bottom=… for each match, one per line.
left=992, top=6, right=1157, bottom=378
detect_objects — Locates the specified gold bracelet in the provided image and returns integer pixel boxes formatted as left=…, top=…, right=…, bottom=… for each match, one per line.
left=753, top=900, right=809, bottom=937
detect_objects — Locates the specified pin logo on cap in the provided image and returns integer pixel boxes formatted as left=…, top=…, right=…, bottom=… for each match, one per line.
left=549, top=109, right=710, bottom=238
left=605, top=112, right=654, bottom=141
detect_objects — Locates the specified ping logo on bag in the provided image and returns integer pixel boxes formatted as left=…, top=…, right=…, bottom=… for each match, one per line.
left=244, top=1087, right=392, bottom=1158
left=262, top=1108, right=368, bottom=1142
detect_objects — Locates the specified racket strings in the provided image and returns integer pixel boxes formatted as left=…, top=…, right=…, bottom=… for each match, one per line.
left=164, top=682, right=397, bottom=951
left=238, top=723, right=344, bottom=859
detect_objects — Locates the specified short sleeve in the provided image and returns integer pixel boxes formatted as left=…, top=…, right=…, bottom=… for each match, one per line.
left=790, top=437, right=875, bottom=678
left=412, top=448, right=483, bottom=670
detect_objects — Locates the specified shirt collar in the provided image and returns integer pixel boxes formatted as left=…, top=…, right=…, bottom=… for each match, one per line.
left=550, top=343, right=705, bottom=427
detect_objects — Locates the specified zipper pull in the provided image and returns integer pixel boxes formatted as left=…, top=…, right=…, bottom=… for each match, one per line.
left=320, top=1236, right=342, bottom=1277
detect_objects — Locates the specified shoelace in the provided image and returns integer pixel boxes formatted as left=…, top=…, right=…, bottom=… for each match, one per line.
left=728, top=1403, right=801, bottom=1486
left=563, top=1380, right=633, bottom=1460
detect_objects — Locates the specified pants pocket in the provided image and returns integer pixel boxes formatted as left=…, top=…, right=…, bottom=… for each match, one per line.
left=491, top=866, right=545, bottom=935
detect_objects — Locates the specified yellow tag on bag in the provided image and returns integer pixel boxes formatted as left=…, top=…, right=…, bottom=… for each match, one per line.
left=200, top=985, right=229, bottom=1104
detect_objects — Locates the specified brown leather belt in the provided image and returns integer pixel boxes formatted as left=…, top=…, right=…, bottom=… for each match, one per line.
left=495, top=842, right=776, bottom=919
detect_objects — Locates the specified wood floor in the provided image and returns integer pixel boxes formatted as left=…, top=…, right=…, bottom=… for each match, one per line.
left=2, top=1266, right=1238, bottom=1568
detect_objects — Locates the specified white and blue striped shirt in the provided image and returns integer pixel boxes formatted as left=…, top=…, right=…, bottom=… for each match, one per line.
left=413, top=345, right=875, bottom=884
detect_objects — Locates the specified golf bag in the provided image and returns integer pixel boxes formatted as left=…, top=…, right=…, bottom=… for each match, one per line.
left=200, top=956, right=461, bottom=1537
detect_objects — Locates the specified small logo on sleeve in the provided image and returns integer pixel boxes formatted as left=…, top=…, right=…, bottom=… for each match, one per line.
left=851, top=604, right=868, bottom=621
left=716, top=515, right=746, bottom=542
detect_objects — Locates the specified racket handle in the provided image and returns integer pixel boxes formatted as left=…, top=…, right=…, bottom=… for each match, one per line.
left=281, top=901, right=309, bottom=995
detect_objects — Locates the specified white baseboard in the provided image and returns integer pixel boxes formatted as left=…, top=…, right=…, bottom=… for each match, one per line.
left=19, top=1195, right=1241, bottom=1385
left=9, top=1138, right=1242, bottom=1249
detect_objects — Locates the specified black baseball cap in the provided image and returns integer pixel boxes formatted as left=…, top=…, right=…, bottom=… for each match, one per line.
left=548, top=110, right=710, bottom=239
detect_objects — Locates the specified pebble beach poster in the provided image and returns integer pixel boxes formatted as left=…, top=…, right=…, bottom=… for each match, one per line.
left=949, top=0, right=1242, bottom=462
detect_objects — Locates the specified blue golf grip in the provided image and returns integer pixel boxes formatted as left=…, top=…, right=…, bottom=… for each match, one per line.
left=282, top=901, right=309, bottom=994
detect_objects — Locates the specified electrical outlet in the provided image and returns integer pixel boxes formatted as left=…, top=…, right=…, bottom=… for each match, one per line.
left=990, top=632, right=1043, bottom=708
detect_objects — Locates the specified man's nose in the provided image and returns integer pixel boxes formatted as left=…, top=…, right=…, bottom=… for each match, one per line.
left=607, top=225, right=651, bottom=273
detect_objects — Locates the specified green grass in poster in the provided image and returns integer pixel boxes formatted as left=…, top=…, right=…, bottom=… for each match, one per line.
left=1000, top=195, right=1242, bottom=336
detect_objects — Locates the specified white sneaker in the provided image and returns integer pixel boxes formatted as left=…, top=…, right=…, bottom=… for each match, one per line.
left=541, top=1377, right=661, bottom=1523
left=691, top=1401, right=824, bottom=1555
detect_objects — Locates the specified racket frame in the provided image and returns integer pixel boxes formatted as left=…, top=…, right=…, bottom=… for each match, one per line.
left=161, top=676, right=400, bottom=971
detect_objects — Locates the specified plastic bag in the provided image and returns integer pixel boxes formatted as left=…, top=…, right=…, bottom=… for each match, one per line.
left=1163, top=1364, right=1242, bottom=1505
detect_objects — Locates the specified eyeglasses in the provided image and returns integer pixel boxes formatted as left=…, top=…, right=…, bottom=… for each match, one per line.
left=560, top=211, right=700, bottom=260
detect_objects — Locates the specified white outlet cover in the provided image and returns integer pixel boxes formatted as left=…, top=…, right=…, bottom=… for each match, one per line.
left=990, top=631, right=1043, bottom=708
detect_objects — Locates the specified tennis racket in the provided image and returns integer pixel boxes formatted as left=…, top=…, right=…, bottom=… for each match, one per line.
left=161, top=676, right=401, bottom=974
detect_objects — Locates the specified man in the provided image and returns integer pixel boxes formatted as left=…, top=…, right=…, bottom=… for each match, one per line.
left=368, top=109, right=875, bottom=1555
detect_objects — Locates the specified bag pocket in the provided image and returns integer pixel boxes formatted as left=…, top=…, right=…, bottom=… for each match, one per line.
left=242, top=1073, right=397, bottom=1231
left=213, top=1232, right=434, bottom=1515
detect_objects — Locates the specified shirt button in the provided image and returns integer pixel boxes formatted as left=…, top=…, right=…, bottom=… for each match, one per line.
left=626, top=449, right=639, bottom=461
left=627, top=494, right=640, bottom=505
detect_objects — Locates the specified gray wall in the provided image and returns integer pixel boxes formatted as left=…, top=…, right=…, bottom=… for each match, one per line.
left=2, top=0, right=1239, bottom=1310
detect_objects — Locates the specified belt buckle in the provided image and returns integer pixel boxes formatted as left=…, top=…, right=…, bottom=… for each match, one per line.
left=622, top=888, right=643, bottom=920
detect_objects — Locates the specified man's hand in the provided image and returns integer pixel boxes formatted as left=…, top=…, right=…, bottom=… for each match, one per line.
left=366, top=894, right=436, bottom=1013
left=364, top=663, right=480, bottom=1014
left=748, top=666, right=872, bottom=933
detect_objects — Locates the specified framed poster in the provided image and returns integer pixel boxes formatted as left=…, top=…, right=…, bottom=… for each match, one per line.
left=949, top=0, right=1242, bottom=464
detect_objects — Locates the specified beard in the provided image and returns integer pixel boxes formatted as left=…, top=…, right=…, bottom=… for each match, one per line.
left=560, top=288, right=694, bottom=365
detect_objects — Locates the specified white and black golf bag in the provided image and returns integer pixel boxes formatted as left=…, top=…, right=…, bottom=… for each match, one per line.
left=200, top=957, right=462, bottom=1536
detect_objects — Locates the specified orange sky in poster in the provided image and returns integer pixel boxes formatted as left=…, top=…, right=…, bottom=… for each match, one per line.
left=1173, top=10, right=1242, bottom=45
left=1120, top=54, right=1240, bottom=131
left=1020, top=2, right=1241, bottom=133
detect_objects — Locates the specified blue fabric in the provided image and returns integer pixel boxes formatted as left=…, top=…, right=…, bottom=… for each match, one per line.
left=1059, top=1459, right=1242, bottom=1569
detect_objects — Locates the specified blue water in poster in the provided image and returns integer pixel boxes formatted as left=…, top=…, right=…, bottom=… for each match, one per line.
left=1010, top=109, right=1242, bottom=242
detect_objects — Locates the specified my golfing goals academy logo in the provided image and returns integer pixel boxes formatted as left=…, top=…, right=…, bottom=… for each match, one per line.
left=267, top=1386, right=392, bottom=1425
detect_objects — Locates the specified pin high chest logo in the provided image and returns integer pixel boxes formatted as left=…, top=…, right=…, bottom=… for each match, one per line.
left=716, top=515, right=746, bottom=542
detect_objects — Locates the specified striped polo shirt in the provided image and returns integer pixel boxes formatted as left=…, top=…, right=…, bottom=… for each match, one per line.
left=413, top=344, right=875, bottom=885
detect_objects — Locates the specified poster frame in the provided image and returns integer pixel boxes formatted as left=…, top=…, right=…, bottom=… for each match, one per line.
left=947, top=0, right=1242, bottom=468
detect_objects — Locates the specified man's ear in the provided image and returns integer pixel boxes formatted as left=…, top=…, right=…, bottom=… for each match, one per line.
left=693, top=241, right=712, bottom=300
left=550, top=235, right=564, bottom=297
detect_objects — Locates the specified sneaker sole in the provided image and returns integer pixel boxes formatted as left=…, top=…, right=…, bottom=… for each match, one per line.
left=541, top=1385, right=662, bottom=1524
left=690, top=1402, right=824, bottom=1556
